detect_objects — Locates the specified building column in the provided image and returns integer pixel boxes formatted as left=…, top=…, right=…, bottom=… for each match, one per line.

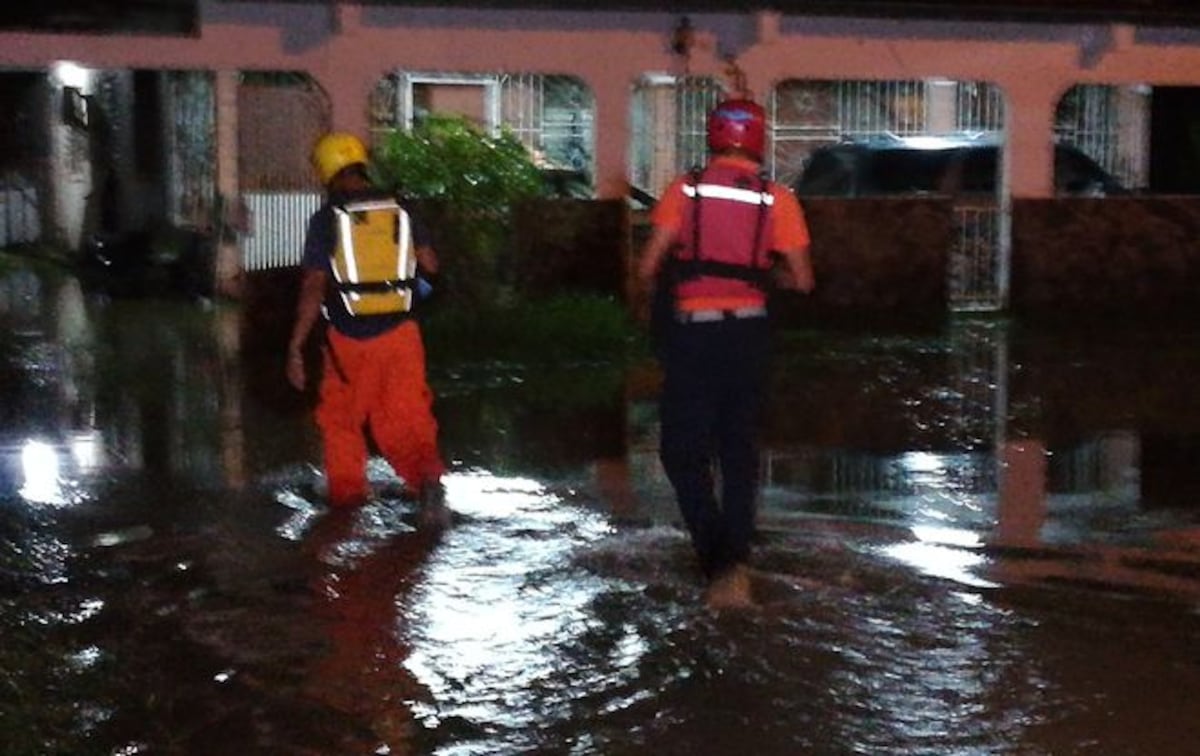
left=996, top=439, right=1048, bottom=547
left=213, top=69, right=242, bottom=298
left=590, top=74, right=633, bottom=201
left=1004, top=82, right=1060, bottom=198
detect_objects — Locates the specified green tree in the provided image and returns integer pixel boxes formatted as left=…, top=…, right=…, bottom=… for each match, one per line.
left=370, top=115, right=546, bottom=311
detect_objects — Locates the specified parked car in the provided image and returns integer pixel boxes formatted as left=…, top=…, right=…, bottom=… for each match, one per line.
left=792, top=134, right=1126, bottom=199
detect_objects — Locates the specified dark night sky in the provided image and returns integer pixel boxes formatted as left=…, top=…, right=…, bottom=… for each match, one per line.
left=0, top=0, right=197, bottom=34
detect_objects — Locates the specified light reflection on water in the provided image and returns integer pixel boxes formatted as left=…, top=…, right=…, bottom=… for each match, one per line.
left=404, top=472, right=629, bottom=748
left=2, top=274, right=1200, bottom=753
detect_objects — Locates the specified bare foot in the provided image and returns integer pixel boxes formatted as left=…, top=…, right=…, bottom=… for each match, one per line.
left=704, top=564, right=754, bottom=610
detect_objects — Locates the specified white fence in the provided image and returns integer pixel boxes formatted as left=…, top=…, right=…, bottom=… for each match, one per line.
left=240, top=191, right=322, bottom=271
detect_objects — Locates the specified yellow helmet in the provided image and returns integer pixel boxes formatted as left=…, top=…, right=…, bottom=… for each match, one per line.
left=311, top=132, right=369, bottom=185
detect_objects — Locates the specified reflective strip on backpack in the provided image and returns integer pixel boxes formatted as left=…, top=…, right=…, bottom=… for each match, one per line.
left=331, top=199, right=416, bottom=315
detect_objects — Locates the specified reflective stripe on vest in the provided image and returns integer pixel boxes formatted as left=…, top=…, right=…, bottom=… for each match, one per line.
left=681, top=183, right=775, bottom=207
left=331, top=199, right=416, bottom=316
left=673, top=167, right=774, bottom=298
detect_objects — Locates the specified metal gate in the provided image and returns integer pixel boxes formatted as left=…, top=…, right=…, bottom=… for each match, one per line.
left=237, top=72, right=329, bottom=271
left=771, top=78, right=1008, bottom=311
left=629, top=75, right=723, bottom=201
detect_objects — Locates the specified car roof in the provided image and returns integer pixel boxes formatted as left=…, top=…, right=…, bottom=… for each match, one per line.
left=824, top=133, right=1101, bottom=156
left=833, top=132, right=1000, bottom=151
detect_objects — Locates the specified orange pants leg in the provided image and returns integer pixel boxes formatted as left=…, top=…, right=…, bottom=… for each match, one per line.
left=316, top=323, right=444, bottom=506
left=315, top=333, right=371, bottom=507
left=367, top=323, right=445, bottom=493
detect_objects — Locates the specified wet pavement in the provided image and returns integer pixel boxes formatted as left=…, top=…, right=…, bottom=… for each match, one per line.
left=2, top=261, right=1200, bottom=755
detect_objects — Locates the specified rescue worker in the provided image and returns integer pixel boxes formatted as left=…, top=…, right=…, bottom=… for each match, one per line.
left=286, top=132, right=447, bottom=514
left=636, top=99, right=815, bottom=609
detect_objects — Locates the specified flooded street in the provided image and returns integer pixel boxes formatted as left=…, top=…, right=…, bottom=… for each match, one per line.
left=3, top=264, right=1200, bottom=755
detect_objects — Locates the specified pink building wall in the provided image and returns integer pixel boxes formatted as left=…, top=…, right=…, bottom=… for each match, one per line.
left=4, top=2, right=1200, bottom=199
left=6, top=2, right=1200, bottom=297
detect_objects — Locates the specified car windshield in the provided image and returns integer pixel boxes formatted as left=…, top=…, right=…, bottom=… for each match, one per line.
left=795, top=139, right=1123, bottom=197
left=793, top=149, right=855, bottom=195
left=1055, top=146, right=1123, bottom=195
left=864, top=148, right=951, bottom=194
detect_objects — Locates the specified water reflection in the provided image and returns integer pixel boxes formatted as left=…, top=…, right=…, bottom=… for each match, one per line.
left=3, top=262, right=1200, bottom=754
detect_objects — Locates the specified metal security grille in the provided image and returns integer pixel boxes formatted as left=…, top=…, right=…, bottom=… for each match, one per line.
left=769, top=79, right=934, bottom=187
left=242, top=70, right=600, bottom=271
left=769, top=81, right=842, bottom=187
left=1057, top=85, right=1116, bottom=177
left=629, top=75, right=723, bottom=200
left=953, top=82, right=1008, bottom=311
left=956, top=81, right=1005, bottom=134
left=951, top=206, right=1007, bottom=312
left=838, top=80, right=931, bottom=139
left=676, top=77, right=724, bottom=174
left=237, top=72, right=330, bottom=271
left=499, top=74, right=595, bottom=178
left=240, top=73, right=329, bottom=191
left=771, top=78, right=1008, bottom=311
left=1055, top=84, right=1149, bottom=190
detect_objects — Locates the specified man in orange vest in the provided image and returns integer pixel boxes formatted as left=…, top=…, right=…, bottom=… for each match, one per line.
left=638, top=99, right=815, bottom=608
left=286, top=132, right=447, bottom=517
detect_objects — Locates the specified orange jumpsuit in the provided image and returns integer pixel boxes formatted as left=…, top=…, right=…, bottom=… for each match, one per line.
left=303, top=190, right=445, bottom=507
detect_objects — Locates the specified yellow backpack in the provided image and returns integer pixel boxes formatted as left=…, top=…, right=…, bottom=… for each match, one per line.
left=330, top=198, right=416, bottom=316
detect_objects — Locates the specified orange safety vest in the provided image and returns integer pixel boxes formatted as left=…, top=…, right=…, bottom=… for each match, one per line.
left=672, top=163, right=775, bottom=301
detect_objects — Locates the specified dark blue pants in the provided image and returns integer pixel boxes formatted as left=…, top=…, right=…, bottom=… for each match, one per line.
left=658, top=315, right=770, bottom=579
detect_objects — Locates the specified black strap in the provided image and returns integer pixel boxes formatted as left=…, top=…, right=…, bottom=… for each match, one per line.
left=689, top=166, right=703, bottom=265
left=749, top=172, right=768, bottom=270
left=677, top=259, right=771, bottom=287
left=334, top=278, right=415, bottom=294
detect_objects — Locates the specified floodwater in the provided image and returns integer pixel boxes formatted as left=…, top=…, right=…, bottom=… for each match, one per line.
left=3, top=264, right=1200, bottom=756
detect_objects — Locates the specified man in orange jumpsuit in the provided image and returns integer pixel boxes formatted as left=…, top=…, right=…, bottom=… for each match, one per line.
left=286, top=132, right=446, bottom=512
left=638, top=99, right=815, bottom=608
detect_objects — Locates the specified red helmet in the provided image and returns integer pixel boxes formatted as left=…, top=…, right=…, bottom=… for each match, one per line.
left=707, top=99, right=766, bottom=161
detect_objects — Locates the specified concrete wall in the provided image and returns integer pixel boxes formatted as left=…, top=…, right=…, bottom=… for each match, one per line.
left=776, top=197, right=952, bottom=325
left=1012, top=196, right=1200, bottom=319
